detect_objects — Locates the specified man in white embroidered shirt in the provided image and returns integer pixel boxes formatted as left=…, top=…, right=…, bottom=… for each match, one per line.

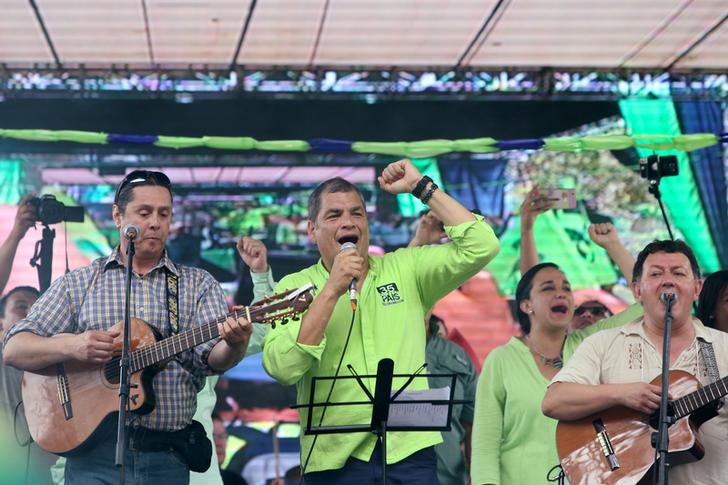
left=542, top=239, right=728, bottom=485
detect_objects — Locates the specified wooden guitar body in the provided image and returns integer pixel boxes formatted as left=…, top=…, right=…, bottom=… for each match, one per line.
left=20, top=284, right=314, bottom=456
left=556, top=370, right=707, bottom=485
left=22, top=318, right=158, bottom=455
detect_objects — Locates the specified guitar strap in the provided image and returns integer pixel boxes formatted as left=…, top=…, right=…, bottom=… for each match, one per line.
left=698, top=338, right=724, bottom=407
left=699, top=339, right=720, bottom=381
left=165, top=268, right=180, bottom=334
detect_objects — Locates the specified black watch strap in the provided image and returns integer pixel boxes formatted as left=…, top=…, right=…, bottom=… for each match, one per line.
left=411, top=176, right=433, bottom=199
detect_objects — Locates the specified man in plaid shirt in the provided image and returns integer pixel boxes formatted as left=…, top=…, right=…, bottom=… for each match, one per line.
left=3, top=170, right=253, bottom=484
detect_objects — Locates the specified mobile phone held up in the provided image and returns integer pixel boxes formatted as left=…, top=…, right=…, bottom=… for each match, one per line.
left=545, top=188, right=576, bottom=210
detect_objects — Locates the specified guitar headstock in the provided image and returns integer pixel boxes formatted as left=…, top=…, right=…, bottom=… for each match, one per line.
left=246, top=283, right=316, bottom=329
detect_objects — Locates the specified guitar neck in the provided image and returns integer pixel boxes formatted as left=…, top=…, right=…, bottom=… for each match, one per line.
left=673, top=375, right=728, bottom=419
left=124, top=283, right=315, bottom=373
left=129, top=310, right=239, bottom=372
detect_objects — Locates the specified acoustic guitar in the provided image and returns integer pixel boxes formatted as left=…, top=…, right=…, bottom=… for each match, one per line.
left=556, top=369, right=726, bottom=484
left=21, top=284, right=314, bottom=456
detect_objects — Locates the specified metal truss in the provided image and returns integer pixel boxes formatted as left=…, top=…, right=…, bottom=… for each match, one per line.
left=0, top=65, right=726, bottom=101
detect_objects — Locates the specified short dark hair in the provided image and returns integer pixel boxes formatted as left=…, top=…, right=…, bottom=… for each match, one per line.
left=114, top=170, right=173, bottom=213
left=697, top=270, right=728, bottom=328
left=307, top=177, right=366, bottom=222
left=0, top=286, right=40, bottom=318
left=632, top=240, right=701, bottom=283
left=515, top=263, right=559, bottom=335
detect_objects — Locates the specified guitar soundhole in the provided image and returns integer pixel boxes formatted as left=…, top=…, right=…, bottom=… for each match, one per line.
left=104, top=357, right=122, bottom=384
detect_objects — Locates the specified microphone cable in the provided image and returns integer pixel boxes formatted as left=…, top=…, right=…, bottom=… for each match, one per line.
left=298, top=306, right=358, bottom=483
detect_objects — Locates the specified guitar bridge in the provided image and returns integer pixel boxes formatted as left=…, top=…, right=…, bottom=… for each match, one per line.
left=593, top=419, right=619, bottom=471
left=56, top=363, right=73, bottom=420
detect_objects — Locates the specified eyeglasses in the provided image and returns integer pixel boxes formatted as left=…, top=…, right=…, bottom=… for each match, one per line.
left=574, top=306, right=609, bottom=317
left=114, top=170, right=172, bottom=204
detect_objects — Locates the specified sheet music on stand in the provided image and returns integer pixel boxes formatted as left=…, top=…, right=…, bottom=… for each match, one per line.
left=292, top=359, right=468, bottom=485
left=293, top=368, right=463, bottom=434
left=387, top=386, right=451, bottom=428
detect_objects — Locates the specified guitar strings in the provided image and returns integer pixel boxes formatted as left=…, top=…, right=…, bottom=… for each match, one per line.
left=103, top=303, right=277, bottom=380
left=102, top=293, right=313, bottom=382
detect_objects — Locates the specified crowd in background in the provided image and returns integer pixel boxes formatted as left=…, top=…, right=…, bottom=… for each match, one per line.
left=2, top=170, right=728, bottom=485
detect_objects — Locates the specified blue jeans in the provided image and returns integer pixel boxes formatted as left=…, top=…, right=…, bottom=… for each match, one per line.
left=64, top=437, right=189, bottom=485
left=303, top=442, right=438, bottom=485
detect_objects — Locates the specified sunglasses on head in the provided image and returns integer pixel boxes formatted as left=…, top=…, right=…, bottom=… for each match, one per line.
left=114, top=170, right=172, bottom=204
left=574, top=305, right=609, bottom=317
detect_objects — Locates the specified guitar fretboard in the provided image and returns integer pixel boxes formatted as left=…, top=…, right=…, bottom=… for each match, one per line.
left=672, top=375, right=728, bottom=419
left=128, top=308, right=249, bottom=372
left=99, top=284, right=312, bottom=377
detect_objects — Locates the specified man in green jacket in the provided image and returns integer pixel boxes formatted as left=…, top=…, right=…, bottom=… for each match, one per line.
left=263, top=159, right=500, bottom=484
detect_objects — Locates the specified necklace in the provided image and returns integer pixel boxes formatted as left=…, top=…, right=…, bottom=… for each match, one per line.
left=525, top=335, right=565, bottom=368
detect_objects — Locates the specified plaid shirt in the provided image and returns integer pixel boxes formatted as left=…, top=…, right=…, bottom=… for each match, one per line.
left=5, top=248, right=226, bottom=431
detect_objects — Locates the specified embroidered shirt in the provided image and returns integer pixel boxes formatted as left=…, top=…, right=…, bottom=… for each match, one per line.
left=552, top=317, right=728, bottom=485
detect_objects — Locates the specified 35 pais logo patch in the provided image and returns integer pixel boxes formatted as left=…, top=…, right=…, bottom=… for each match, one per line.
left=376, top=283, right=403, bottom=306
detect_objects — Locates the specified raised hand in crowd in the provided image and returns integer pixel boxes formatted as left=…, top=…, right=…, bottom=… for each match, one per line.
left=379, top=159, right=477, bottom=227
left=408, top=210, right=447, bottom=248
left=519, top=185, right=554, bottom=275
left=236, top=236, right=269, bottom=273
left=587, top=222, right=635, bottom=282
left=0, top=194, right=37, bottom=295
left=520, top=185, right=553, bottom=229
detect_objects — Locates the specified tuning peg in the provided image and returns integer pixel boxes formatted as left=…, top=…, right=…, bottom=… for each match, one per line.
left=280, top=318, right=288, bottom=326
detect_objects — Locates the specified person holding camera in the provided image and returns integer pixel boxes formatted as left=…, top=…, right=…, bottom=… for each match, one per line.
left=3, top=170, right=254, bottom=485
left=0, top=194, right=36, bottom=297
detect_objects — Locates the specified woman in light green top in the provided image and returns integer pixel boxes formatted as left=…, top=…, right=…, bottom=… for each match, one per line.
left=470, top=262, right=641, bottom=485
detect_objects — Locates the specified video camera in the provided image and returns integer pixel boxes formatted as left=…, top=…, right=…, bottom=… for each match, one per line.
left=639, top=155, right=679, bottom=182
left=28, top=194, right=84, bottom=225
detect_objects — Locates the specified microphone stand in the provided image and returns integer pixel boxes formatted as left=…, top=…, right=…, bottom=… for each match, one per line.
left=652, top=295, right=675, bottom=485
left=115, top=236, right=135, bottom=482
left=647, top=177, right=675, bottom=241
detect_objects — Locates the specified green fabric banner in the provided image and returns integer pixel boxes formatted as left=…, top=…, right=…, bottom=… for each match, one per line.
left=0, top=160, right=25, bottom=204
left=0, top=129, right=721, bottom=155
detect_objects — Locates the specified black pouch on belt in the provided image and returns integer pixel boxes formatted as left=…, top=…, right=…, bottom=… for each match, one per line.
left=130, top=420, right=212, bottom=473
left=169, top=420, right=212, bottom=473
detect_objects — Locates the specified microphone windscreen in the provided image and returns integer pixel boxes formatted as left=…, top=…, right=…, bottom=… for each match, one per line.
left=122, top=224, right=140, bottom=240
left=659, top=291, right=677, bottom=305
left=340, top=241, right=356, bottom=252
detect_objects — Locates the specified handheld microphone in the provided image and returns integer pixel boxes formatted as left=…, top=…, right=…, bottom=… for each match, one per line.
left=659, top=291, right=677, bottom=306
left=339, top=242, right=358, bottom=309
left=122, top=224, right=140, bottom=241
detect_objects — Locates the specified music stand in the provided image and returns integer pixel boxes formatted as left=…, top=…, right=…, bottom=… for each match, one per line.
left=292, top=358, right=467, bottom=485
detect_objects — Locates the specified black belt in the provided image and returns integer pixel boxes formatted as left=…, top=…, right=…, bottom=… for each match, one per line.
left=127, top=425, right=179, bottom=452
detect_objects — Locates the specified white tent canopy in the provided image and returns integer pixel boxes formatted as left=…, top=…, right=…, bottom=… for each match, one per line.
left=2, top=0, right=726, bottom=70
